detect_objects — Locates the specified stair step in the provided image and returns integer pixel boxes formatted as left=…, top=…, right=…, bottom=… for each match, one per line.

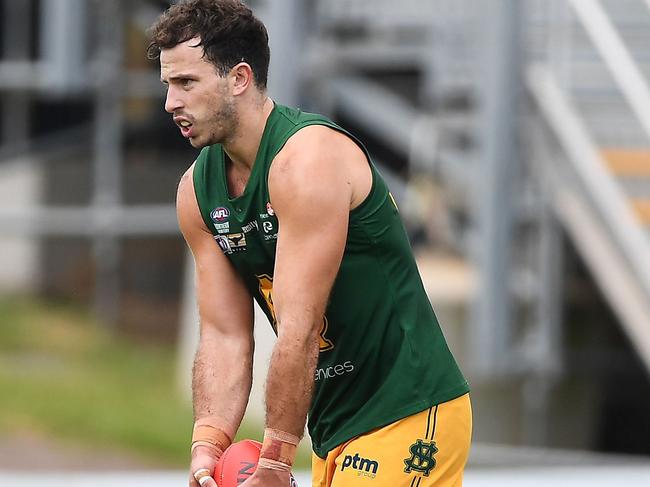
left=601, top=149, right=650, bottom=176
left=632, top=199, right=650, bottom=225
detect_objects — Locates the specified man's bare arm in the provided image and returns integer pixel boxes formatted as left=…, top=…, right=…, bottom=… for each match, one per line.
left=177, top=165, right=255, bottom=486
left=264, top=126, right=366, bottom=437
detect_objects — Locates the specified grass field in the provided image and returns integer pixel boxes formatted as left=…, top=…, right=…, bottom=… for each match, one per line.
left=0, top=296, right=310, bottom=468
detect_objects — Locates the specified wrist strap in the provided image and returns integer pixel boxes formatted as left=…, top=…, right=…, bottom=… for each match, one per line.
left=191, top=440, right=221, bottom=454
left=191, top=417, right=233, bottom=454
left=259, top=428, right=299, bottom=467
left=258, top=457, right=292, bottom=472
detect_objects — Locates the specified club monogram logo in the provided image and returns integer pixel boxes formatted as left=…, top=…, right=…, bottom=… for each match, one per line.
left=403, top=439, right=438, bottom=476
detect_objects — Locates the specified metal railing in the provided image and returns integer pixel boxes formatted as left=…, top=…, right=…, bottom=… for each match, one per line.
left=568, top=0, right=650, bottom=140
left=528, top=63, right=650, bottom=372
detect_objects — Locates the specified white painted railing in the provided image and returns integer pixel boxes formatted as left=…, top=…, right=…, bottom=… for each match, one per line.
left=568, top=0, right=650, bottom=140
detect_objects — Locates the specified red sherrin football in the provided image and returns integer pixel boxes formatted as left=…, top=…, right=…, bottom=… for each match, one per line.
left=213, top=439, right=298, bottom=487
left=214, top=440, right=261, bottom=487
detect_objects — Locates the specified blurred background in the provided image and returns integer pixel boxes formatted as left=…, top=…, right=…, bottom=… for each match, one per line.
left=1, top=0, right=650, bottom=484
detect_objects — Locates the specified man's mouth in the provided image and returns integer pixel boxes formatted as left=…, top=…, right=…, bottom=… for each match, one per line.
left=175, top=118, right=194, bottom=138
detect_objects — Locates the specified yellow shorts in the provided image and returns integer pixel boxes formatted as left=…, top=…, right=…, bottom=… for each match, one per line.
left=312, top=393, right=472, bottom=487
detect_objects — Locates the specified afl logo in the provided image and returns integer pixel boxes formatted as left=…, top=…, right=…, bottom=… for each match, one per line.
left=266, top=202, right=275, bottom=216
left=210, top=207, right=230, bottom=223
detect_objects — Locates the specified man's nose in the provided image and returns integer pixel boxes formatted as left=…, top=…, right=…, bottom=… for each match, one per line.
left=164, top=86, right=182, bottom=113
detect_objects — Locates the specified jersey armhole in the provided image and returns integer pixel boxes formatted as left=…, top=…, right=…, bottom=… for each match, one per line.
left=264, top=120, right=381, bottom=215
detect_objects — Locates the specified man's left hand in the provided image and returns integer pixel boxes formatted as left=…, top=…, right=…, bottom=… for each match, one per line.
left=240, top=467, right=291, bottom=486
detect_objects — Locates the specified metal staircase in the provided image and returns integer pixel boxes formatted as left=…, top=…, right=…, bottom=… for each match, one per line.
left=527, top=0, right=650, bottom=372
left=296, top=0, right=650, bottom=379
left=530, top=0, right=650, bottom=233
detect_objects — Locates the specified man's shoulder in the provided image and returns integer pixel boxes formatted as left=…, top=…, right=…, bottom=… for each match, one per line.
left=273, top=125, right=345, bottom=170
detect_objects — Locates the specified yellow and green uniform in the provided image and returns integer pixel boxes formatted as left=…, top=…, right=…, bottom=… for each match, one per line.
left=312, top=393, right=472, bottom=487
left=192, top=104, right=469, bottom=460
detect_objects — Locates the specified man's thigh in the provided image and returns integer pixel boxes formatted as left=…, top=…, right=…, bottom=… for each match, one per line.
left=312, top=393, right=472, bottom=487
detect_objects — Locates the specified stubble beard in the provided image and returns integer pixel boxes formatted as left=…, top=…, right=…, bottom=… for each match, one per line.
left=194, top=96, right=239, bottom=149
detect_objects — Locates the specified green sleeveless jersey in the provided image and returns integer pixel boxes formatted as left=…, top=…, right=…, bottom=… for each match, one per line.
left=192, top=104, right=469, bottom=458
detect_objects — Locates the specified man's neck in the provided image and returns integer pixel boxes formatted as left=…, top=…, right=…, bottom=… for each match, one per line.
left=223, top=96, right=274, bottom=172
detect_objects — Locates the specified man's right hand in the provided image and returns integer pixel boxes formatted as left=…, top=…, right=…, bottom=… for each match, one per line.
left=190, top=444, right=221, bottom=487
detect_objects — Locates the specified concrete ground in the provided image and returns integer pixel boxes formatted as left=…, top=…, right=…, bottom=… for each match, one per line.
left=3, top=466, right=650, bottom=486
left=2, top=435, right=649, bottom=486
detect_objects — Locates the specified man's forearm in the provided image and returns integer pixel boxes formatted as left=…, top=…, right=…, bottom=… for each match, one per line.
left=192, top=332, right=253, bottom=431
left=264, top=323, right=320, bottom=437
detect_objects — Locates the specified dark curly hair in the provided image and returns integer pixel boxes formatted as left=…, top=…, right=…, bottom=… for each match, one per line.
left=147, top=0, right=270, bottom=89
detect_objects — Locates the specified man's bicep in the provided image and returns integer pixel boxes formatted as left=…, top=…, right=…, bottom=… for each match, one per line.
left=177, top=167, right=253, bottom=337
left=269, top=150, right=351, bottom=330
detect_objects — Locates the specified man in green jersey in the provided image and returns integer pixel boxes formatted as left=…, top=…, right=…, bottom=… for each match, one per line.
left=148, top=1, right=471, bottom=486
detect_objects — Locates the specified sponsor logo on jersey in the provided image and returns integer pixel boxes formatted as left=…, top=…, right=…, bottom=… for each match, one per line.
left=210, top=206, right=230, bottom=222
left=314, top=360, right=354, bottom=381
left=242, top=220, right=259, bottom=233
left=404, top=440, right=438, bottom=476
left=215, top=235, right=230, bottom=253
left=214, top=233, right=247, bottom=254
left=341, top=453, right=379, bottom=478
left=259, top=202, right=276, bottom=236
left=227, top=233, right=247, bottom=251
left=213, top=221, right=230, bottom=233
left=262, top=220, right=277, bottom=240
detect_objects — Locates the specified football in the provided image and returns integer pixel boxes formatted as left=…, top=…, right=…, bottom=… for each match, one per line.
left=213, top=439, right=298, bottom=487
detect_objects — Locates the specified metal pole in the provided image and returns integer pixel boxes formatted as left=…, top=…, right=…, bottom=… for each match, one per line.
left=92, top=0, right=125, bottom=328
left=522, top=197, right=565, bottom=445
left=537, top=204, right=564, bottom=379
left=39, top=0, right=86, bottom=93
left=470, top=0, right=523, bottom=376
left=178, top=250, right=198, bottom=401
left=1, top=0, right=33, bottom=148
left=261, top=0, right=305, bottom=107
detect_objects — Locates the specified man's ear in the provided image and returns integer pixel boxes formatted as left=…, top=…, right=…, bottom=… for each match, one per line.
left=231, top=62, right=254, bottom=95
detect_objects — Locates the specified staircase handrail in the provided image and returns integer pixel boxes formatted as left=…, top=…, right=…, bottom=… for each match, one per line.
left=568, top=0, right=650, bottom=140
